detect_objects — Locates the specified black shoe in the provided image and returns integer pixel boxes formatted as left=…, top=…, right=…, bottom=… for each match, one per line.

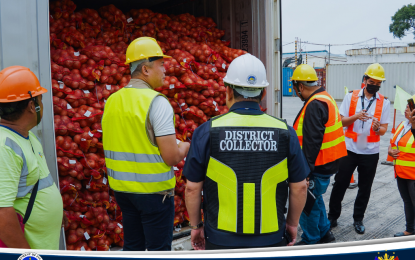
left=353, top=221, right=365, bottom=234
left=394, top=231, right=414, bottom=237
left=348, top=183, right=358, bottom=189
left=294, top=240, right=309, bottom=246
left=329, top=218, right=337, bottom=228
left=318, top=230, right=335, bottom=244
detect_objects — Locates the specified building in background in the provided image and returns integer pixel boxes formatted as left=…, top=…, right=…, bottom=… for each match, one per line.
left=282, top=50, right=347, bottom=68
left=281, top=50, right=346, bottom=96
left=282, top=44, right=415, bottom=100
left=345, top=46, right=415, bottom=63
left=325, top=46, right=415, bottom=101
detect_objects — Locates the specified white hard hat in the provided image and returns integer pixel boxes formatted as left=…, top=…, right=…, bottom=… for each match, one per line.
left=223, top=53, right=269, bottom=89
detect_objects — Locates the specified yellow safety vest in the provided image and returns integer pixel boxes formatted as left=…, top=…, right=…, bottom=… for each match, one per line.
left=205, top=111, right=290, bottom=235
left=102, top=86, right=175, bottom=194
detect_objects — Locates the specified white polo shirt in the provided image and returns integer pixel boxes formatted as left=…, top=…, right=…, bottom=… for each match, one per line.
left=339, top=89, right=390, bottom=155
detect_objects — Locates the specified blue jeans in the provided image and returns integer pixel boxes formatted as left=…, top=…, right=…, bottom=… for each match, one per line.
left=114, top=192, right=174, bottom=251
left=299, top=174, right=331, bottom=244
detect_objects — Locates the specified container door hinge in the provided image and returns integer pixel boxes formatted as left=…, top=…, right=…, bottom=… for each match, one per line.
left=275, top=39, right=281, bottom=52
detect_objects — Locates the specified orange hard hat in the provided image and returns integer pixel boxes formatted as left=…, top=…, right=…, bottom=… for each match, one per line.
left=0, top=66, right=47, bottom=103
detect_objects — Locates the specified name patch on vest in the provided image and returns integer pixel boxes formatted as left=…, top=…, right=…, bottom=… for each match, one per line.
left=218, top=130, right=279, bottom=152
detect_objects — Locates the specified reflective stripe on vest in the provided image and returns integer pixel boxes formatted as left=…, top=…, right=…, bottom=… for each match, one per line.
left=206, top=157, right=238, bottom=232
left=345, top=90, right=384, bottom=143
left=260, top=158, right=289, bottom=233
left=387, top=123, right=406, bottom=162
left=293, top=91, right=347, bottom=166
left=5, top=137, right=54, bottom=198
left=102, top=87, right=175, bottom=194
left=390, top=123, right=415, bottom=179
left=206, top=112, right=290, bottom=235
left=107, top=168, right=173, bottom=183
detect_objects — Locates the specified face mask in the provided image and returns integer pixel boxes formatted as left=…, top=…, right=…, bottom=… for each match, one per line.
left=366, top=84, right=380, bottom=94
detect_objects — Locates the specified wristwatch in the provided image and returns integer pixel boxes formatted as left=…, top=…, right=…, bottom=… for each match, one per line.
left=189, top=221, right=204, bottom=230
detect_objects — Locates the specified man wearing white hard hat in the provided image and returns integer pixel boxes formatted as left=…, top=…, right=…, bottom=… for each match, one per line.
left=183, top=54, right=308, bottom=250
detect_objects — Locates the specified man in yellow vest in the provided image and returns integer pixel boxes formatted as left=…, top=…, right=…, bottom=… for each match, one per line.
left=0, top=66, right=65, bottom=249
left=291, top=64, right=347, bottom=245
left=328, top=63, right=390, bottom=234
left=102, top=37, right=190, bottom=251
left=183, top=54, right=308, bottom=250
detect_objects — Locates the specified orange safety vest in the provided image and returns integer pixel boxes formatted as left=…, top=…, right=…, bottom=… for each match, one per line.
left=389, top=122, right=415, bottom=179
left=293, top=91, right=347, bottom=166
left=345, top=90, right=384, bottom=143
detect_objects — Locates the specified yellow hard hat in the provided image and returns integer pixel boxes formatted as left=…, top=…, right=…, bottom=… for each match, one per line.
left=365, top=63, right=386, bottom=81
left=291, top=64, right=318, bottom=82
left=125, top=37, right=171, bottom=65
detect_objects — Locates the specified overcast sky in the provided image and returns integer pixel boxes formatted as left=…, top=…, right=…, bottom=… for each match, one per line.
left=282, top=0, right=415, bottom=55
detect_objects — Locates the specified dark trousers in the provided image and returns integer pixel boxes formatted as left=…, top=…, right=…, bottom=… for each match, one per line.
left=114, top=191, right=174, bottom=251
left=205, top=237, right=287, bottom=250
left=397, top=177, right=415, bottom=233
left=328, top=150, right=379, bottom=221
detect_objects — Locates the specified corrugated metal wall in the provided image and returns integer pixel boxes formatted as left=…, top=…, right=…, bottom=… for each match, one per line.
left=327, top=62, right=415, bottom=101
left=0, top=0, right=65, bottom=249
left=0, top=0, right=57, bottom=185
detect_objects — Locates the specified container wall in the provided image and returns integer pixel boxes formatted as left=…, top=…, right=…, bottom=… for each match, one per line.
left=316, top=68, right=326, bottom=89
left=326, top=62, right=415, bottom=101
left=0, top=0, right=58, bottom=190
left=0, top=0, right=65, bottom=249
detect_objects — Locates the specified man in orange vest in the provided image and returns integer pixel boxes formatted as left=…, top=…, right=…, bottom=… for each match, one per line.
left=411, top=101, right=415, bottom=136
left=328, top=63, right=390, bottom=234
left=291, top=64, right=347, bottom=245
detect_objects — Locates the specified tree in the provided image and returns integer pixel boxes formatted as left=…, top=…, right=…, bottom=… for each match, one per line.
left=389, top=4, right=415, bottom=39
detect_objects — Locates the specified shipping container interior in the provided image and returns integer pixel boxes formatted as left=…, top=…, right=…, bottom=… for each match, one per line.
left=54, top=0, right=280, bottom=250
left=0, top=0, right=281, bottom=250
left=71, top=0, right=282, bottom=117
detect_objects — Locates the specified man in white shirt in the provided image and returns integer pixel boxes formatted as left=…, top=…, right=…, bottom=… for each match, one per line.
left=328, top=63, right=390, bottom=234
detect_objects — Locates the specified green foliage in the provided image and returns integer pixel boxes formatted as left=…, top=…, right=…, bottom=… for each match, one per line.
left=389, top=4, right=415, bottom=39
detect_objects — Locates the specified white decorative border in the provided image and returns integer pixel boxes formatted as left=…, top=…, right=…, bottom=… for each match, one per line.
left=1, top=237, right=414, bottom=258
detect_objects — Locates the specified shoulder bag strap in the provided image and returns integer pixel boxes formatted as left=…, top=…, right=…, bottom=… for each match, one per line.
left=23, top=136, right=40, bottom=225
left=22, top=180, right=40, bottom=224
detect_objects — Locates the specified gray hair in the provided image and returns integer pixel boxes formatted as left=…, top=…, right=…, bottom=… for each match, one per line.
left=130, top=59, right=152, bottom=77
left=293, top=80, right=318, bottom=87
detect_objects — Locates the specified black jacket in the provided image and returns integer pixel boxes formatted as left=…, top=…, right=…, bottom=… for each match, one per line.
left=293, top=87, right=340, bottom=175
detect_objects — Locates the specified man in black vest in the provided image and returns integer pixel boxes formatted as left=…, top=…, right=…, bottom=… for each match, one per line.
left=183, top=54, right=308, bottom=250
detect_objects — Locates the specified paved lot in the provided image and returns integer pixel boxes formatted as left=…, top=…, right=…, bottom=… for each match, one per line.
left=282, top=96, right=407, bottom=243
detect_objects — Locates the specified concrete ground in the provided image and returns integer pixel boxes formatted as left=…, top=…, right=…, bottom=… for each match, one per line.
left=282, top=96, right=407, bottom=244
